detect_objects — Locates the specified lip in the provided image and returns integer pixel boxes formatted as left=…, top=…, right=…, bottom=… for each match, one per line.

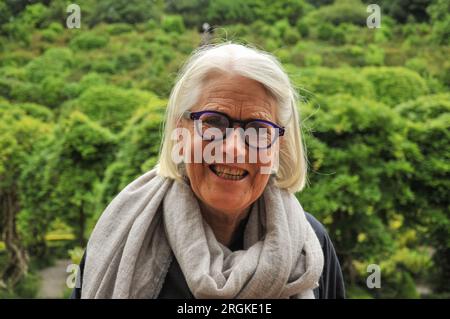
left=207, top=164, right=250, bottom=183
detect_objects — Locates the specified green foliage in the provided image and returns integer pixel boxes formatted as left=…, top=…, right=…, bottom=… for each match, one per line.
left=376, top=0, right=433, bottom=23
left=0, top=0, right=448, bottom=299
left=161, top=15, right=185, bottom=34
left=0, top=272, right=40, bottom=298
left=299, top=94, right=433, bottom=297
left=63, top=85, right=158, bottom=132
left=68, top=247, right=84, bottom=265
left=0, top=101, right=53, bottom=122
left=93, top=105, right=165, bottom=227
left=292, top=67, right=375, bottom=99
left=1, top=3, right=50, bottom=45
left=165, top=0, right=209, bottom=27
left=395, top=94, right=450, bottom=292
left=115, top=49, right=144, bottom=71
left=88, top=0, right=164, bottom=26
left=207, top=0, right=258, bottom=25
left=304, top=0, right=367, bottom=26
left=362, top=67, right=429, bottom=106
left=24, top=48, right=73, bottom=83
left=69, top=32, right=110, bottom=51
left=0, top=108, right=52, bottom=186
left=20, top=111, right=117, bottom=247
left=0, top=107, right=51, bottom=285
left=427, top=0, right=450, bottom=45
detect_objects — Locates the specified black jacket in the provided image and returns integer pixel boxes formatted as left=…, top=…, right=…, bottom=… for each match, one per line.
left=71, top=212, right=345, bottom=299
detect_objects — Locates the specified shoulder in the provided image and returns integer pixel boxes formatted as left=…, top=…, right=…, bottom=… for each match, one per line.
left=304, top=211, right=346, bottom=299
left=304, top=212, right=329, bottom=248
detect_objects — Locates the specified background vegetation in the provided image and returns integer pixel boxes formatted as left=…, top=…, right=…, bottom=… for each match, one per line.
left=0, top=0, right=448, bottom=299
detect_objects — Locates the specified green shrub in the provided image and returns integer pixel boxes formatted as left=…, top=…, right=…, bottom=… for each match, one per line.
left=41, top=29, right=58, bottom=42
left=63, top=85, right=158, bottom=132
left=161, top=15, right=185, bottom=34
left=427, top=0, right=450, bottom=45
left=68, top=246, right=84, bottom=265
left=340, top=45, right=366, bottom=66
left=395, top=94, right=450, bottom=294
left=0, top=51, right=34, bottom=67
left=0, top=102, right=53, bottom=122
left=207, top=0, right=258, bottom=25
left=364, top=44, right=385, bottom=66
left=317, top=23, right=345, bottom=44
left=294, top=67, right=375, bottom=99
left=299, top=93, right=427, bottom=296
left=69, top=32, right=109, bottom=50
left=304, top=54, right=322, bottom=67
left=90, top=59, right=117, bottom=74
left=115, top=49, right=144, bottom=71
left=300, top=94, right=413, bottom=257
left=24, top=48, right=73, bottom=83
left=405, top=57, right=429, bottom=76
left=0, top=272, right=40, bottom=298
left=37, top=76, right=72, bottom=109
left=106, top=23, right=134, bottom=35
left=304, top=0, right=367, bottom=26
left=9, top=81, right=40, bottom=103
left=1, top=3, right=50, bottom=45
left=88, top=0, right=162, bottom=26
left=362, top=67, right=429, bottom=106
left=78, top=73, right=106, bottom=92
left=296, top=20, right=310, bottom=38
left=92, top=106, right=165, bottom=229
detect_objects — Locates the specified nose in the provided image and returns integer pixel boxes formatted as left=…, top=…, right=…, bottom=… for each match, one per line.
left=223, top=127, right=246, bottom=163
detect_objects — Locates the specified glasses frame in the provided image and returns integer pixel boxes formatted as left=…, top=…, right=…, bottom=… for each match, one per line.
left=182, top=110, right=285, bottom=149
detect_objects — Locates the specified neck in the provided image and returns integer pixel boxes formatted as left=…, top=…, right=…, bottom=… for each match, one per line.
left=199, top=202, right=250, bottom=247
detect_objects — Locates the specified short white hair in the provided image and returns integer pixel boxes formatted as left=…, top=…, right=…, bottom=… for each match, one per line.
left=157, top=42, right=307, bottom=193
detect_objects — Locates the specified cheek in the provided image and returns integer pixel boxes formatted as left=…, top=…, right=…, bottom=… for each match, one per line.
left=252, top=172, right=270, bottom=191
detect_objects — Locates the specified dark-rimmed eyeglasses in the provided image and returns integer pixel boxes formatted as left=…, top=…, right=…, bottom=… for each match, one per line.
left=183, top=110, right=285, bottom=149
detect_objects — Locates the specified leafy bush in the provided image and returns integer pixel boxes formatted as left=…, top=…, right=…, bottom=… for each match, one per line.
left=1, top=3, right=50, bottom=45
left=293, top=67, right=375, bottom=99
left=427, top=0, right=450, bottom=45
left=395, top=94, right=450, bottom=293
left=304, top=0, right=367, bottom=26
left=0, top=101, right=53, bottom=122
left=92, top=106, right=165, bottom=229
left=362, top=67, right=429, bottom=106
left=69, top=32, right=109, bottom=50
left=24, top=48, right=73, bottom=83
left=105, top=23, right=134, bottom=35
left=299, top=94, right=428, bottom=296
left=364, top=45, right=385, bottom=66
left=115, top=49, right=144, bottom=71
left=0, top=272, right=40, bottom=298
left=317, top=23, right=346, bottom=44
left=88, top=0, right=163, bottom=26
left=207, top=0, right=258, bottom=25
left=161, top=15, right=185, bottom=34
left=63, top=85, right=159, bottom=132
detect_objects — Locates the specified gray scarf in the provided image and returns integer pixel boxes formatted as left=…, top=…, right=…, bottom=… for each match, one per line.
left=81, top=168, right=324, bottom=298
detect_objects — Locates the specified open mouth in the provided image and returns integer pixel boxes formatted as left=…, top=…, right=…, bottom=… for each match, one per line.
left=209, top=164, right=249, bottom=181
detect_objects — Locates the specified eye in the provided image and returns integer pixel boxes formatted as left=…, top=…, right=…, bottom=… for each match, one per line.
left=245, top=121, right=274, bottom=148
left=200, top=113, right=229, bottom=129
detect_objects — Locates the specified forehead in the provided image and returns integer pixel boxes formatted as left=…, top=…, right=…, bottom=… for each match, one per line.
left=193, top=73, right=277, bottom=120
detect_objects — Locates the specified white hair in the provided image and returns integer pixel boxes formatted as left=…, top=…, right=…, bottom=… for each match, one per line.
left=157, top=42, right=307, bottom=193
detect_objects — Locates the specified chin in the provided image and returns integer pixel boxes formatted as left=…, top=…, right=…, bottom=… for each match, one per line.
left=203, top=192, right=248, bottom=213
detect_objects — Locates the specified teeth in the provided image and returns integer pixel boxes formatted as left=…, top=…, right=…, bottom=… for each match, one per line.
left=211, top=165, right=247, bottom=180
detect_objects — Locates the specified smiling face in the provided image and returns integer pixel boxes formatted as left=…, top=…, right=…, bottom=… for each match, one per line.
left=180, top=73, right=280, bottom=217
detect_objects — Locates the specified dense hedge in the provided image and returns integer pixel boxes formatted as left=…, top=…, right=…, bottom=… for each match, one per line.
left=0, top=0, right=448, bottom=299
left=362, top=67, right=429, bottom=106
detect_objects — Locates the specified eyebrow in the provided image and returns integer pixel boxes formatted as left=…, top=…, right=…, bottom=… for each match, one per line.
left=199, top=105, right=275, bottom=122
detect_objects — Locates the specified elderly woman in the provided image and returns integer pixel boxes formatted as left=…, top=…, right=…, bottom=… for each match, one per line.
left=71, top=43, right=345, bottom=299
